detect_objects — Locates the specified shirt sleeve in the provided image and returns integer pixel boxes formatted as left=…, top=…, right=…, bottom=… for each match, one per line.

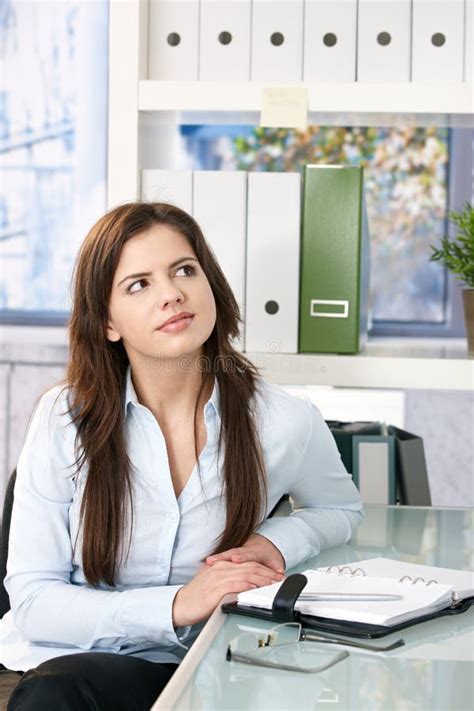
left=256, top=400, right=363, bottom=570
left=4, top=388, right=188, bottom=651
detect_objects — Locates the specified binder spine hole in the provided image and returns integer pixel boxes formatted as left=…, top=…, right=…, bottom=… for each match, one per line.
left=431, top=33, right=446, bottom=47
left=265, top=300, right=279, bottom=315
left=377, top=32, right=392, bottom=47
left=218, top=31, right=232, bottom=46
left=323, top=33, right=337, bottom=48
left=270, top=32, right=285, bottom=47
left=167, top=32, right=181, bottom=47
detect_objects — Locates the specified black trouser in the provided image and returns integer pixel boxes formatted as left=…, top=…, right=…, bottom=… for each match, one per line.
left=7, top=653, right=178, bottom=710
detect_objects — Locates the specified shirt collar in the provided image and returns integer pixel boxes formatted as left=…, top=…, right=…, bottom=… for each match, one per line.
left=124, top=366, right=140, bottom=414
left=124, top=366, right=221, bottom=424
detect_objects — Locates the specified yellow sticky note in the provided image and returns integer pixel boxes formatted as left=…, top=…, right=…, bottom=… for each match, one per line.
left=260, top=87, right=308, bottom=130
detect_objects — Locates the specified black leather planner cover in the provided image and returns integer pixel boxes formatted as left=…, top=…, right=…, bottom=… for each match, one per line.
left=221, top=573, right=474, bottom=639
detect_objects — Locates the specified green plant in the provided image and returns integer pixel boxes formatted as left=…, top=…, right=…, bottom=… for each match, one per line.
left=430, top=202, right=474, bottom=288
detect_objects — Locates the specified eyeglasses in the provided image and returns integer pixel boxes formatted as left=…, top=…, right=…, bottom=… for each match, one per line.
left=226, top=622, right=349, bottom=674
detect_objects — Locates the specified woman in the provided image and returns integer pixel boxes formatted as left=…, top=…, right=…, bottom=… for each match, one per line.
left=2, top=202, right=363, bottom=709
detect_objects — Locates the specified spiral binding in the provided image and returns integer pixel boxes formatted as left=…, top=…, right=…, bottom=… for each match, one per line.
left=324, top=565, right=366, bottom=578
left=399, top=575, right=439, bottom=586
left=324, top=565, right=439, bottom=585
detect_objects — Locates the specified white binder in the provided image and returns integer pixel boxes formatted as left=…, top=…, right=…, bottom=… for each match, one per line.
left=251, top=0, right=304, bottom=81
left=246, top=172, right=301, bottom=354
left=412, top=0, right=465, bottom=81
left=193, top=171, right=247, bottom=350
left=148, top=0, right=199, bottom=80
left=141, top=170, right=193, bottom=214
left=199, top=0, right=251, bottom=80
left=465, top=0, right=473, bottom=83
left=303, top=0, right=357, bottom=81
left=357, top=0, right=411, bottom=81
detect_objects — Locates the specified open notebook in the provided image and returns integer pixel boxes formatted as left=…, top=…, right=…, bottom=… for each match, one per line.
left=235, top=558, right=474, bottom=628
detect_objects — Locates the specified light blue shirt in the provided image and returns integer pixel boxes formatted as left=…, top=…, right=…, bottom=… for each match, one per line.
left=1, top=370, right=363, bottom=671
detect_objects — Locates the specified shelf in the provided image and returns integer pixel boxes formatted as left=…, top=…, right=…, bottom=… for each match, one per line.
left=139, top=80, right=474, bottom=126
left=0, top=329, right=472, bottom=390
left=245, top=339, right=474, bottom=391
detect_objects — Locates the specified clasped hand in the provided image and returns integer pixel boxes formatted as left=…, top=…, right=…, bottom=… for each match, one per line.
left=172, top=534, right=286, bottom=628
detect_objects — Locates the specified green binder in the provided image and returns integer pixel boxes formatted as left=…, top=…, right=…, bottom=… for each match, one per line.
left=299, top=165, right=370, bottom=354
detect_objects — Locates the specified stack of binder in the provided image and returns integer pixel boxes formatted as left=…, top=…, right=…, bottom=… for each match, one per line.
left=141, top=166, right=372, bottom=356
left=326, top=420, right=432, bottom=506
left=147, top=0, right=471, bottom=83
left=142, top=168, right=303, bottom=354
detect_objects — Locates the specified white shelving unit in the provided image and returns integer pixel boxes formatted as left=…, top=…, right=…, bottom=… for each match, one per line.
left=138, top=79, right=473, bottom=116
left=107, top=0, right=474, bottom=392
left=1, top=329, right=472, bottom=390
left=246, top=339, right=473, bottom=391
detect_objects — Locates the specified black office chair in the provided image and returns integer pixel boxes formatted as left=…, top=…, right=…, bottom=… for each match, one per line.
left=0, top=469, right=16, bottom=618
left=0, top=471, right=24, bottom=702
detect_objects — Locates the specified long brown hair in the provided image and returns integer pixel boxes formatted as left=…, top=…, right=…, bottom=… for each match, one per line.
left=67, top=202, right=267, bottom=586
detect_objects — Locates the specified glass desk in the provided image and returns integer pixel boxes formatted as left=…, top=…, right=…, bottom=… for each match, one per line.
left=152, top=506, right=474, bottom=710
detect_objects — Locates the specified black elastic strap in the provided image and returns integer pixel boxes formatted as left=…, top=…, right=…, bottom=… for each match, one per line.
left=271, top=573, right=308, bottom=623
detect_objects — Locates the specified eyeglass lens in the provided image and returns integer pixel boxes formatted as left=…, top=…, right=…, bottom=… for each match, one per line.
left=270, top=623, right=302, bottom=646
left=231, top=632, right=265, bottom=654
left=230, top=623, right=345, bottom=672
left=231, top=623, right=301, bottom=654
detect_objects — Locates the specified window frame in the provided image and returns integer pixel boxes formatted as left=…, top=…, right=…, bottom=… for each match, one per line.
left=0, top=0, right=108, bottom=330
left=1, top=123, right=472, bottom=336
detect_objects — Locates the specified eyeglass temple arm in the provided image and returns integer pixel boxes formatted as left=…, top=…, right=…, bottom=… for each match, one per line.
left=302, top=631, right=405, bottom=652
left=227, top=650, right=348, bottom=674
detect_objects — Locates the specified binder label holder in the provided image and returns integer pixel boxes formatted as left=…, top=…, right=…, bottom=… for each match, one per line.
left=310, top=300, right=350, bottom=319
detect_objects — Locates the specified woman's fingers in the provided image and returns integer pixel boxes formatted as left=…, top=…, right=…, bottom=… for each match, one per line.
left=242, top=572, right=284, bottom=588
left=206, top=544, right=284, bottom=573
left=212, top=559, right=284, bottom=577
left=215, top=573, right=282, bottom=600
left=205, top=551, right=256, bottom=566
left=209, top=561, right=284, bottom=587
left=205, top=550, right=255, bottom=565
left=174, top=559, right=284, bottom=627
left=215, top=579, right=259, bottom=598
left=206, top=549, right=242, bottom=564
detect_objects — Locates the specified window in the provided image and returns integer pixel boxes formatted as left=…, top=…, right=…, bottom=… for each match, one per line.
left=0, top=0, right=108, bottom=325
left=177, top=124, right=472, bottom=337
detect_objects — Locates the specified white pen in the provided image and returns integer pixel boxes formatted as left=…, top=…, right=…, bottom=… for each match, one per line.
left=298, top=593, right=404, bottom=602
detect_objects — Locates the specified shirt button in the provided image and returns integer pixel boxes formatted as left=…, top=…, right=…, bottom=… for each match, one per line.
left=168, top=513, right=178, bottom=522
